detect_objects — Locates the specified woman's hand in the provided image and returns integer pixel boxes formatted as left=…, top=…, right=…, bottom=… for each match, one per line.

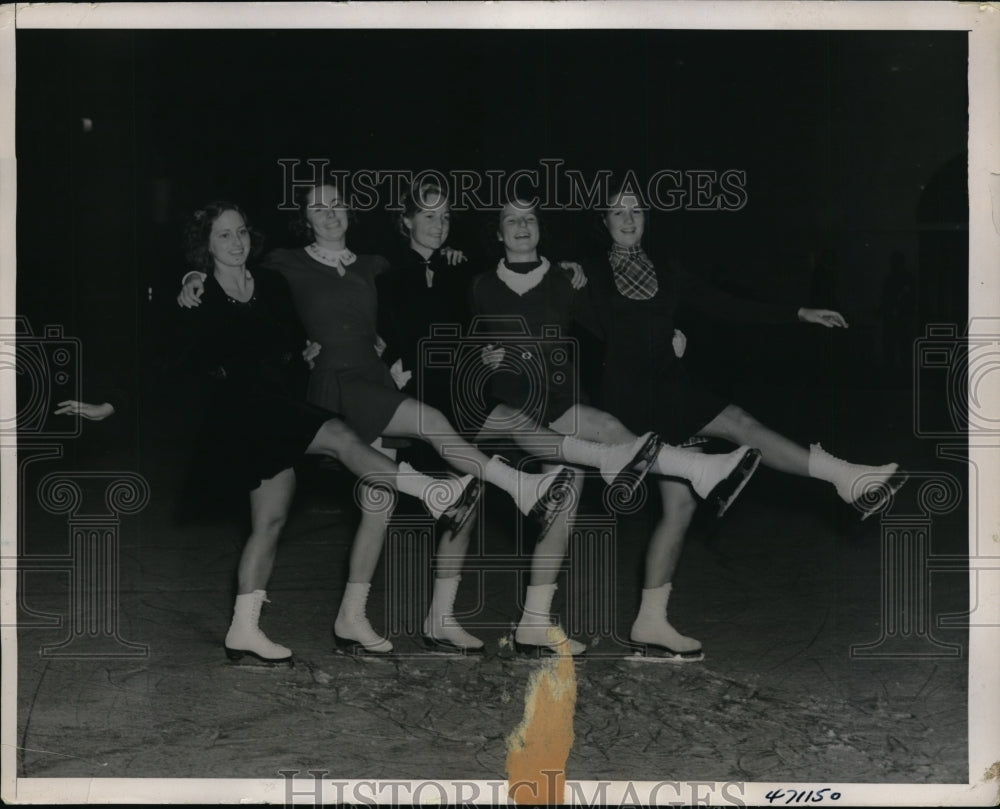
left=54, top=400, right=115, bottom=421
left=672, top=329, right=687, bottom=358
left=441, top=246, right=468, bottom=266
left=797, top=308, right=849, bottom=328
left=302, top=340, right=321, bottom=370
left=177, top=272, right=206, bottom=308
left=389, top=359, right=412, bottom=390
left=481, top=344, right=505, bottom=369
left=559, top=261, right=588, bottom=290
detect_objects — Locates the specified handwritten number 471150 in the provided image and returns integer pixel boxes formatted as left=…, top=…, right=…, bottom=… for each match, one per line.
left=765, top=788, right=842, bottom=804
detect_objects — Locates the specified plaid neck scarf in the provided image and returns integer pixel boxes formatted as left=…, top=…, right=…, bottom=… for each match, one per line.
left=609, top=245, right=659, bottom=300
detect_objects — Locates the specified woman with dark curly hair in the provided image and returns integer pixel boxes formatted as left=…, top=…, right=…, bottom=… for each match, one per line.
left=179, top=183, right=576, bottom=654
left=584, top=184, right=907, bottom=661
left=179, top=201, right=482, bottom=663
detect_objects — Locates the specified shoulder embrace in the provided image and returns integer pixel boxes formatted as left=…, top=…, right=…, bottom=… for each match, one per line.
left=359, top=253, right=390, bottom=274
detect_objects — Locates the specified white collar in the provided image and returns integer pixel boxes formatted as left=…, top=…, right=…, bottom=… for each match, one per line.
left=496, top=256, right=551, bottom=296
left=306, top=243, right=357, bottom=276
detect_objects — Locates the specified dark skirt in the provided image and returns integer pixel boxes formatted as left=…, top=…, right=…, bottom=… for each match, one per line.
left=211, top=385, right=334, bottom=491
left=307, top=360, right=409, bottom=445
left=601, top=360, right=728, bottom=446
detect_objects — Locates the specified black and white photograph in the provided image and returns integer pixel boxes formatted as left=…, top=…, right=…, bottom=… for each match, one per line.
left=2, top=2, right=998, bottom=806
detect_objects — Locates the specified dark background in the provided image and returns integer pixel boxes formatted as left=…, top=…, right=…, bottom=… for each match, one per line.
left=15, top=28, right=968, bottom=470
left=10, top=30, right=974, bottom=785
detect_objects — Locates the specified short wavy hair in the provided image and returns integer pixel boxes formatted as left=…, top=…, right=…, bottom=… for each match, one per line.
left=488, top=195, right=550, bottom=261
left=183, top=201, right=263, bottom=274
left=396, top=178, right=450, bottom=239
left=287, top=180, right=357, bottom=245
left=591, top=177, right=650, bottom=250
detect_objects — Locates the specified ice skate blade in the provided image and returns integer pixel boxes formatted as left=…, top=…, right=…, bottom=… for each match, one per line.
left=421, top=635, right=486, bottom=656
left=858, top=470, right=909, bottom=521
left=513, top=639, right=586, bottom=658
left=333, top=634, right=393, bottom=657
left=625, top=643, right=704, bottom=664
left=609, top=432, right=662, bottom=494
left=710, top=448, right=761, bottom=518
left=528, top=467, right=575, bottom=538
left=437, top=478, right=482, bottom=535
left=224, top=646, right=294, bottom=667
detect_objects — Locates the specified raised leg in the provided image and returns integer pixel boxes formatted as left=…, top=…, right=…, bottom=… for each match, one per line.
left=699, top=404, right=809, bottom=475
left=699, top=404, right=903, bottom=514
left=384, top=399, right=569, bottom=521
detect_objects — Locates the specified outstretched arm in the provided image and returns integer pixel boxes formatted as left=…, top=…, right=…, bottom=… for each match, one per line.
left=678, top=262, right=804, bottom=325
left=54, top=400, right=115, bottom=420
left=797, top=307, right=848, bottom=328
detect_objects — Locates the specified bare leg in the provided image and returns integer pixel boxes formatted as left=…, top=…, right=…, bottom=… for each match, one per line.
left=698, top=403, right=902, bottom=512
left=630, top=479, right=702, bottom=657
left=514, top=466, right=587, bottom=656
left=529, top=465, right=584, bottom=586
left=238, top=468, right=297, bottom=593
left=479, top=403, right=566, bottom=459
left=549, top=404, right=636, bottom=444
left=384, top=399, right=565, bottom=516
left=334, top=482, right=397, bottom=654
left=306, top=419, right=400, bottom=477
left=384, top=399, right=497, bottom=475
left=644, top=479, right=698, bottom=589
left=347, top=484, right=394, bottom=584
left=306, top=418, right=477, bottom=524
left=699, top=404, right=808, bottom=476
left=424, top=513, right=484, bottom=650
left=225, top=468, right=297, bottom=661
left=435, top=514, right=476, bottom=580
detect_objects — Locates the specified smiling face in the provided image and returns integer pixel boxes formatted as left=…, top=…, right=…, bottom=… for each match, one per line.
left=304, top=184, right=349, bottom=246
left=208, top=209, right=251, bottom=271
left=603, top=192, right=646, bottom=249
left=403, top=189, right=450, bottom=254
left=498, top=200, right=540, bottom=260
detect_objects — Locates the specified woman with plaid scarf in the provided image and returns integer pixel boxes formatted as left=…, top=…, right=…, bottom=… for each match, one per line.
left=373, top=182, right=760, bottom=657
left=585, top=186, right=906, bottom=661
left=468, top=197, right=765, bottom=657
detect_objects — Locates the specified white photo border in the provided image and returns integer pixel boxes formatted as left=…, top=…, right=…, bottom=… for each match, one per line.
left=2, top=2, right=998, bottom=806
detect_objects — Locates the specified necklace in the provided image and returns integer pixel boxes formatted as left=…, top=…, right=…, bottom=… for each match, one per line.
left=218, top=270, right=256, bottom=304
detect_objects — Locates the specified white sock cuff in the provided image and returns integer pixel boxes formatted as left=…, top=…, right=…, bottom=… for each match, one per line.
left=560, top=436, right=605, bottom=469
left=523, top=582, right=557, bottom=615
left=343, top=581, right=372, bottom=604
left=395, top=463, right=437, bottom=500
left=808, top=442, right=832, bottom=478
left=639, top=583, right=671, bottom=609
left=484, top=455, right=520, bottom=495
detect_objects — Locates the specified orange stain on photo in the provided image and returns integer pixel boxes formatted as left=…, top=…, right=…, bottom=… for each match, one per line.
left=505, top=627, right=579, bottom=805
